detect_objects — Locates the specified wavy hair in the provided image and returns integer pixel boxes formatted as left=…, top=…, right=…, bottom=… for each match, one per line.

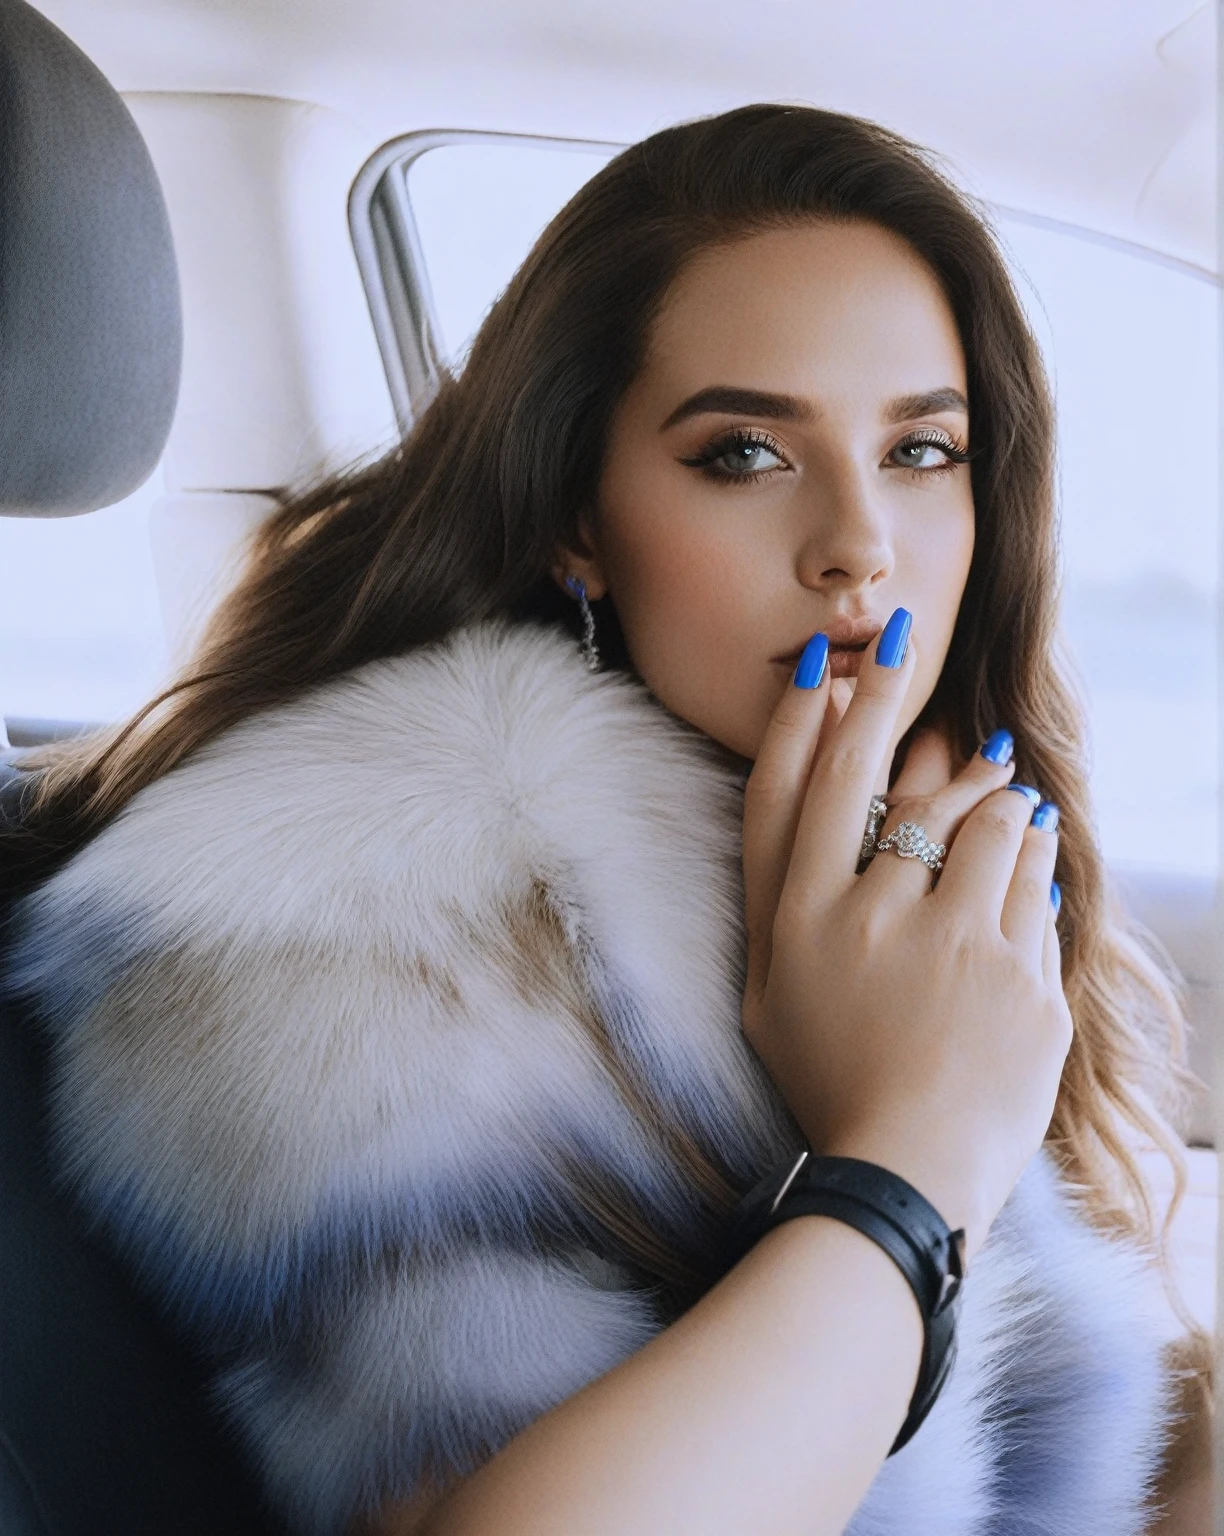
left=2, top=104, right=1197, bottom=1317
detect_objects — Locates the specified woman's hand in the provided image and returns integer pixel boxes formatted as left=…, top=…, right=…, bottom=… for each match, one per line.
left=742, top=615, right=1071, bottom=1258
left=369, top=617, right=1068, bottom=1536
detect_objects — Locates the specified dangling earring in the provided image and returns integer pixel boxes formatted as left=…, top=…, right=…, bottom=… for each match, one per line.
left=564, top=575, right=601, bottom=672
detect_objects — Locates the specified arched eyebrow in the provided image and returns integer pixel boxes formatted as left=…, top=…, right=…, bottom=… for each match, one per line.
left=659, top=384, right=968, bottom=432
left=659, top=386, right=813, bottom=431
left=884, top=387, right=968, bottom=423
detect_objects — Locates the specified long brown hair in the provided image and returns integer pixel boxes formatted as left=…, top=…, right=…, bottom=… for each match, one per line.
left=2, top=104, right=1196, bottom=1302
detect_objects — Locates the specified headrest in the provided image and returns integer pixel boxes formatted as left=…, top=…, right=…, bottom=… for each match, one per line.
left=0, top=0, right=181, bottom=516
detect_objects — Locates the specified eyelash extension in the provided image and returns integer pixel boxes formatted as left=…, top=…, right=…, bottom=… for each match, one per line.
left=678, top=427, right=791, bottom=483
left=891, top=427, right=972, bottom=475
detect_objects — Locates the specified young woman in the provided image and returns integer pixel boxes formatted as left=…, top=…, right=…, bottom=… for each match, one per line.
left=1, top=105, right=1207, bottom=1534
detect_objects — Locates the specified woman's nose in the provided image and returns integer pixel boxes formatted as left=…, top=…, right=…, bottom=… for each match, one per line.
left=794, top=464, right=893, bottom=593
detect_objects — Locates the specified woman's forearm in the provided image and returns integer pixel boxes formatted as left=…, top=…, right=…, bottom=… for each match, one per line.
left=408, top=1216, right=922, bottom=1536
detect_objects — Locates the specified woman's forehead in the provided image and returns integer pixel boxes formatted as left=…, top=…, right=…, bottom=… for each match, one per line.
left=639, top=224, right=967, bottom=421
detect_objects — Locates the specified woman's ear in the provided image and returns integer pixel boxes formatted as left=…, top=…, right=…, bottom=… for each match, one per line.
left=550, top=514, right=609, bottom=600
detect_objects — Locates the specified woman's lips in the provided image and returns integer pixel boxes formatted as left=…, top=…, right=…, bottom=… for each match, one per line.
left=828, top=642, right=870, bottom=678
left=772, top=621, right=882, bottom=679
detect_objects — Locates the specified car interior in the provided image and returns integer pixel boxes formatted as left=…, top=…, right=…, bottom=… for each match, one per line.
left=0, top=0, right=1217, bottom=1529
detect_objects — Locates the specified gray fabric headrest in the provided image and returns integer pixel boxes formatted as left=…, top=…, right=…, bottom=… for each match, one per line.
left=0, top=0, right=181, bottom=516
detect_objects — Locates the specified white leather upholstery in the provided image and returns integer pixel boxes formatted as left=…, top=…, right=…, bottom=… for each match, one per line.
left=149, top=491, right=279, bottom=663
left=127, top=93, right=396, bottom=494
left=122, top=94, right=397, bottom=655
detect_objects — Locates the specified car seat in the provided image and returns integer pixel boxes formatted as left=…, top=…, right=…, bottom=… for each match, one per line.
left=0, top=3, right=288, bottom=1530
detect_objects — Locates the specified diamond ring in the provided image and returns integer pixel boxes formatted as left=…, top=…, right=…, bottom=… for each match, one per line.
left=859, top=795, right=889, bottom=868
left=875, top=820, right=946, bottom=874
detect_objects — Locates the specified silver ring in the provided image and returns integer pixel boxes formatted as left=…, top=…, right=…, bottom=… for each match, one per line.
left=859, top=795, right=889, bottom=866
left=875, top=820, right=946, bottom=874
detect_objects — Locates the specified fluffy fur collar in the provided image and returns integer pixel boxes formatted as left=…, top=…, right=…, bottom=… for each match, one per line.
left=8, top=620, right=1171, bottom=1534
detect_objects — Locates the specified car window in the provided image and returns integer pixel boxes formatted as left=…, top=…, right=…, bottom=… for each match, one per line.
left=1002, top=223, right=1217, bottom=879
left=409, top=140, right=616, bottom=366
left=353, top=132, right=1219, bottom=881
left=350, top=134, right=617, bottom=428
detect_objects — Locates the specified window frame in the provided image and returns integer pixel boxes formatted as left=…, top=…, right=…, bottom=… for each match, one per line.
left=348, top=128, right=621, bottom=434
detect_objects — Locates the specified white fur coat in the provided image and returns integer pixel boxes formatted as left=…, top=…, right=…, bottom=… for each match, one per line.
left=7, top=620, right=1172, bottom=1534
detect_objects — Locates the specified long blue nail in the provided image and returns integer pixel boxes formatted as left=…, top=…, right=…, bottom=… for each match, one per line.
left=980, top=729, right=1014, bottom=765
left=1006, top=784, right=1041, bottom=807
left=875, top=608, right=912, bottom=669
left=794, top=632, right=829, bottom=689
left=1050, top=881, right=1062, bottom=916
left=1032, top=802, right=1060, bottom=833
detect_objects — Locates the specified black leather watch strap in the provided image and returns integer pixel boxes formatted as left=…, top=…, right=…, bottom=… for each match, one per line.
left=721, top=1152, right=966, bottom=1455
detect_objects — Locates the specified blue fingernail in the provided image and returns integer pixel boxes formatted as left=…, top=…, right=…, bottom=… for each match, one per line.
left=1006, top=784, right=1041, bottom=807
left=1032, top=801, right=1060, bottom=833
left=794, top=632, right=829, bottom=689
left=980, top=729, right=1014, bottom=765
left=875, top=608, right=912, bottom=669
left=1050, top=881, right=1062, bottom=916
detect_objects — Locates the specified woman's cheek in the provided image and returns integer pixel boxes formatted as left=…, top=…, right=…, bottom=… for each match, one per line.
left=610, top=499, right=754, bottom=662
left=911, top=498, right=974, bottom=636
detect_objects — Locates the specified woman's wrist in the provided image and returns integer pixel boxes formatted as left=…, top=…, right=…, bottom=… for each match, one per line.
left=723, top=1151, right=966, bottom=1454
left=815, top=1129, right=992, bottom=1263
left=424, top=1207, right=930, bottom=1536
left=737, top=1214, right=925, bottom=1408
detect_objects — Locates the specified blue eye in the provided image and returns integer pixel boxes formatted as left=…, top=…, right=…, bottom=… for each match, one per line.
left=712, top=439, right=784, bottom=474
left=681, top=428, right=790, bottom=482
left=889, top=432, right=970, bottom=473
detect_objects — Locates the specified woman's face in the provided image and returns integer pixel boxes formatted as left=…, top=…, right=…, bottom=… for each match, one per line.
left=562, top=220, right=975, bottom=762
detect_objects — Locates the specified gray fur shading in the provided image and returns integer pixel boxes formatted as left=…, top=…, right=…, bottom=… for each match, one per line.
left=7, top=621, right=1174, bottom=1533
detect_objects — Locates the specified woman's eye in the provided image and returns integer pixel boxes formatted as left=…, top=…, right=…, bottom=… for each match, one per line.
left=715, top=440, right=784, bottom=474
left=888, top=433, right=969, bottom=473
left=681, top=430, right=789, bottom=481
